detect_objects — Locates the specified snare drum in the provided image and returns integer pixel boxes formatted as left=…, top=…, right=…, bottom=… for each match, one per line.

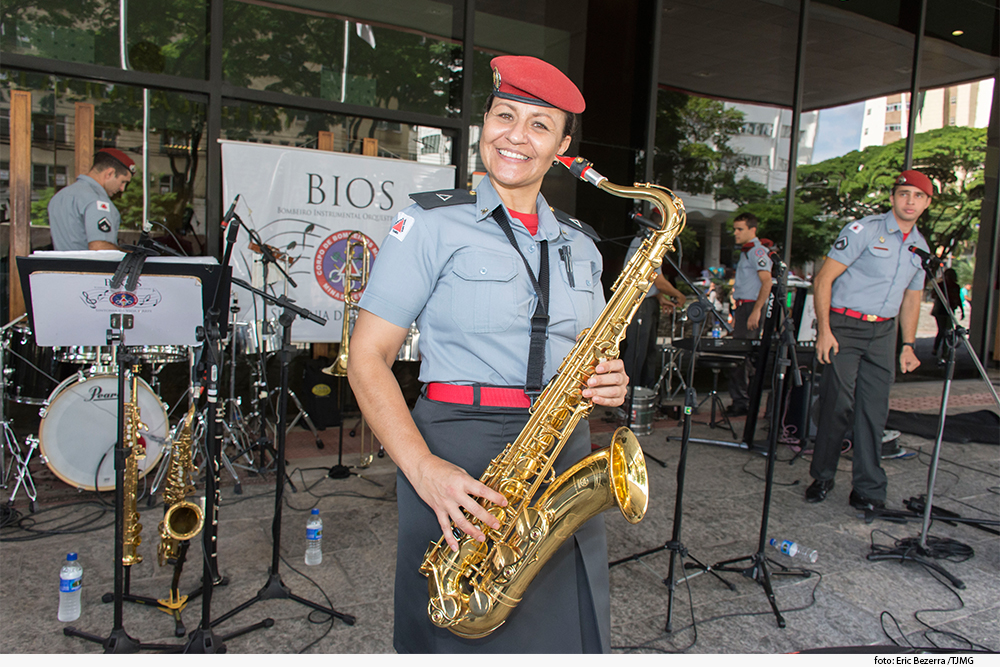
left=136, top=345, right=187, bottom=364
left=4, top=323, right=60, bottom=405
left=38, top=374, right=168, bottom=491
left=55, top=346, right=113, bottom=366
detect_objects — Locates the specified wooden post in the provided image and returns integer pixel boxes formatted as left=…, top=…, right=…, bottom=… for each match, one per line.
left=9, top=91, right=32, bottom=321
left=74, top=103, right=95, bottom=179
left=313, top=131, right=337, bottom=359
left=362, top=137, right=378, bottom=156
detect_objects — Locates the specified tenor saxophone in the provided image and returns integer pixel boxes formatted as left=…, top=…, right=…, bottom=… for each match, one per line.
left=157, top=404, right=203, bottom=567
left=122, top=365, right=146, bottom=567
left=420, top=156, right=686, bottom=638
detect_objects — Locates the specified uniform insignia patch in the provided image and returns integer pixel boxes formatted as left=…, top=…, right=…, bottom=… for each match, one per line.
left=754, top=247, right=767, bottom=259
left=389, top=212, right=415, bottom=241
left=757, top=258, right=768, bottom=268
left=436, top=193, right=452, bottom=202
left=834, top=237, right=848, bottom=251
left=848, top=222, right=864, bottom=234
left=97, top=201, right=111, bottom=212
left=879, top=236, right=885, bottom=243
left=97, top=218, right=112, bottom=233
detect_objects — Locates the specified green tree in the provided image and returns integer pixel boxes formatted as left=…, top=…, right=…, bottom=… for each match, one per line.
left=735, top=195, right=837, bottom=268
left=797, top=126, right=987, bottom=256
left=653, top=90, right=746, bottom=196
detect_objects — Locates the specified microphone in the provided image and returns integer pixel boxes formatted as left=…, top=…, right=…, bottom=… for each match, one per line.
left=630, top=211, right=659, bottom=231
left=222, top=194, right=241, bottom=229
left=909, top=245, right=942, bottom=267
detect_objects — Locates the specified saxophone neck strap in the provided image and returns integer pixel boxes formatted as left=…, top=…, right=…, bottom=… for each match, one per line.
left=491, top=206, right=549, bottom=399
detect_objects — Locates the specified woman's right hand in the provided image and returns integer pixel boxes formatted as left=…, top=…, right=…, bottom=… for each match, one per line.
left=409, top=452, right=509, bottom=552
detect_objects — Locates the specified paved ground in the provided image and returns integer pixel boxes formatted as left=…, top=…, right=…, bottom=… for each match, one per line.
left=1, top=336, right=997, bottom=655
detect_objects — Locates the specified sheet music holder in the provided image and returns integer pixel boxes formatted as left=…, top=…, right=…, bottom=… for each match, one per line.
left=16, top=251, right=220, bottom=653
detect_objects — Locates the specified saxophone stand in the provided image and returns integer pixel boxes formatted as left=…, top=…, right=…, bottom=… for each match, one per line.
left=65, top=328, right=178, bottom=652
left=610, top=299, right=735, bottom=633
left=212, top=282, right=356, bottom=631
left=710, top=256, right=811, bottom=629
left=865, top=253, right=1000, bottom=585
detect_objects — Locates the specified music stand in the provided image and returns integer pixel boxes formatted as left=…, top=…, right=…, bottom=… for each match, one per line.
left=17, top=252, right=221, bottom=652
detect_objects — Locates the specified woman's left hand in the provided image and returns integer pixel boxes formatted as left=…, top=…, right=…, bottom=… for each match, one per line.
left=582, top=358, right=629, bottom=407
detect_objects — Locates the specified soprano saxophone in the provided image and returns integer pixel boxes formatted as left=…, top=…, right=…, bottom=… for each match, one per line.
left=420, top=156, right=686, bottom=638
left=122, top=365, right=146, bottom=567
left=157, top=404, right=203, bottom=567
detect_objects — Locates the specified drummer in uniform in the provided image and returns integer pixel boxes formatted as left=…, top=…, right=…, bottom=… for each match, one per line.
left=728, top=213, right=772, bottom=416
left=348, top=56, right=627, bottom=653
left=806, top=170, right=931, bottom=511
left=47, top=147, right=135, bottom=251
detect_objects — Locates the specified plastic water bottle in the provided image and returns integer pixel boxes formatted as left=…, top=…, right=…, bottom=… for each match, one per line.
left=58, top=552, right=83, bottom=622
left=305, top=509, right=323, bottom=566
left=711, top=322, right=721, bottom=339
left=769, top=538, right=818, bottom=563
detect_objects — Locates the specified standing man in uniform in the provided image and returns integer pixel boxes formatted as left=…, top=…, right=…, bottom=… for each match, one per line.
left=621, top=227, right=686, bottom=389
left=728, top=213, right=772, bottom=416
left=805, top=170, right=931, bottom=511
left=48, top=147, right=135, bottom=251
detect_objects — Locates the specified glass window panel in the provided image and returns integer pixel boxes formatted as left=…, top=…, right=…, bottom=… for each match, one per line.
left=220, top=100, right=453, bottom=165
left=1, top=69, right=209, bottom=252
left=223, top=0, right=464, bottom=117
left=0, top=1, right=209, bottom=79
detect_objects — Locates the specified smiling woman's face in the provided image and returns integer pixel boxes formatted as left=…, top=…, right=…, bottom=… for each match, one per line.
left=480, top=98, right=571, bottom=202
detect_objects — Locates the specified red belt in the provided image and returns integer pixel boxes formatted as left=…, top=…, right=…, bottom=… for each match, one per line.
left=830, top=307, right=892, bottom=323
left=736, top=299, right=755, bottom=306
left=426, top=383, right=531, bottom=408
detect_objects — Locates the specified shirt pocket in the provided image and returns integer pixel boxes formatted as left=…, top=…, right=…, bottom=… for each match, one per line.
left=450, top=249, right=519, bottom=333
left=867, top=244, right=893, bottom=258
left=563, top=259, right=597, bottom=326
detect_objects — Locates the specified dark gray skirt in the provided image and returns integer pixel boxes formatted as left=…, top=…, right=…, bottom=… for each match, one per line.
left=393, top=395, right=611, bottom=653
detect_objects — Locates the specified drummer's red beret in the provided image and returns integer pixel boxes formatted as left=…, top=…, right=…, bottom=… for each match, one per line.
left=490, top=56, right=585, bottom=114
left=895, top=169, right=933, bottom=197
left=97, top=147, right=136, bottom=173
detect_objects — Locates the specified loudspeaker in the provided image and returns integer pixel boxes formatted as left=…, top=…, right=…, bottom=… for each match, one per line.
left=301, top=357, right=341, bottom=429
left=783, top=368, right=820, bottom=444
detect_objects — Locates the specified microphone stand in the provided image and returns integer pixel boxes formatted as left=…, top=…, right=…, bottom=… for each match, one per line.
left=610, top=279, right=736, bottom=635
left=710, top=256, right=811, bottom=628
left=866, top=254, right=1000, bottom=586
left=211, top=279, right=356, bottom=631
left=184, top=199, right=272, bottom=653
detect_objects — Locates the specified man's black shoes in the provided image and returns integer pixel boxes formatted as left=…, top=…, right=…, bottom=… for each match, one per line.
left=805, top=479, right=834, bottom=503
left=728, top=404, right=748, bottom=417
left=849, top=490, right=885, bottom=511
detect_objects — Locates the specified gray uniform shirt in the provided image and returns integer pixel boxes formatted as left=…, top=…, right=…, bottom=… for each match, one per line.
left=360, top=177, right=604, bottom=387
left=827, top=211, right=928, bottom=319
left=47, top=175, right=120, bottom=250
left=733, top=237, right=772, bottom=301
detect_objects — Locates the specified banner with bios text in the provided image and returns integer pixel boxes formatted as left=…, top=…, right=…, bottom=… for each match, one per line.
left=221, top=140, right=454, bottom=342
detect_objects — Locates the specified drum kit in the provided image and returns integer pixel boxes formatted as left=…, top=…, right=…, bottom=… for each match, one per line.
left=0, top=290, right=338, bottom=507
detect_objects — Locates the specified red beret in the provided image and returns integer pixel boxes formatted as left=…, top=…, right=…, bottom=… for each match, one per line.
left=490, top=56, right=585, bottom=114
left=97, top=147, right=136, bottom=173
left=895, top=169, right=933, bottom=197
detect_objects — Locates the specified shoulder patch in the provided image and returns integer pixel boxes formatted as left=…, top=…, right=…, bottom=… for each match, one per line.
left=97, top=217, right=112, bottom=233
left=96, top=201, right=111, bottom=212
left=848, top=222, right=865, bottom=235
left=409, top=189, right=476, bottom=210
left=389, top=212, right=415, bottom=241
left=834, top=237, right=848, bottom=251
left=552, top=208, right=600, bottom=242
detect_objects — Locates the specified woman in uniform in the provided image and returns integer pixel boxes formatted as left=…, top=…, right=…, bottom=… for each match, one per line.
left=347, top=55, right=628, bottom=653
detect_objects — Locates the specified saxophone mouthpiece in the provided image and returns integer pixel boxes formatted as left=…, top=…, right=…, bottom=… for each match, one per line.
left=556, top=155, right=606, bottom=187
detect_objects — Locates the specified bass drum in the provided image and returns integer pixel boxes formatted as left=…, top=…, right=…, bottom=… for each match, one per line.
left=38, top=374, right=168, bottom=491
left=5, top=323, right=60, bottom=405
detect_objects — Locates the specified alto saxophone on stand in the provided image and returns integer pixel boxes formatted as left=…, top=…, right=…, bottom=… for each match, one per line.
left=420, top=156, right=686, bottom=638
left=122, top=365, right=147, bottom=567
left=157, top=403, right=204, bottom=567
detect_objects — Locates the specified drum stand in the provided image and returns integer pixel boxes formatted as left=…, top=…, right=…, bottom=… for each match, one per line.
left=709, top=258, right=811, bottom=629
left=212, top=286, right=356, bottom=632
left=1, top=316, right=41, bottom=510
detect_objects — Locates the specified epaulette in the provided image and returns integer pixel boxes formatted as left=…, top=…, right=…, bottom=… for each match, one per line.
left=552, top=208, right=601, bottom=242
left=409, top=189, right=477, bottom=210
